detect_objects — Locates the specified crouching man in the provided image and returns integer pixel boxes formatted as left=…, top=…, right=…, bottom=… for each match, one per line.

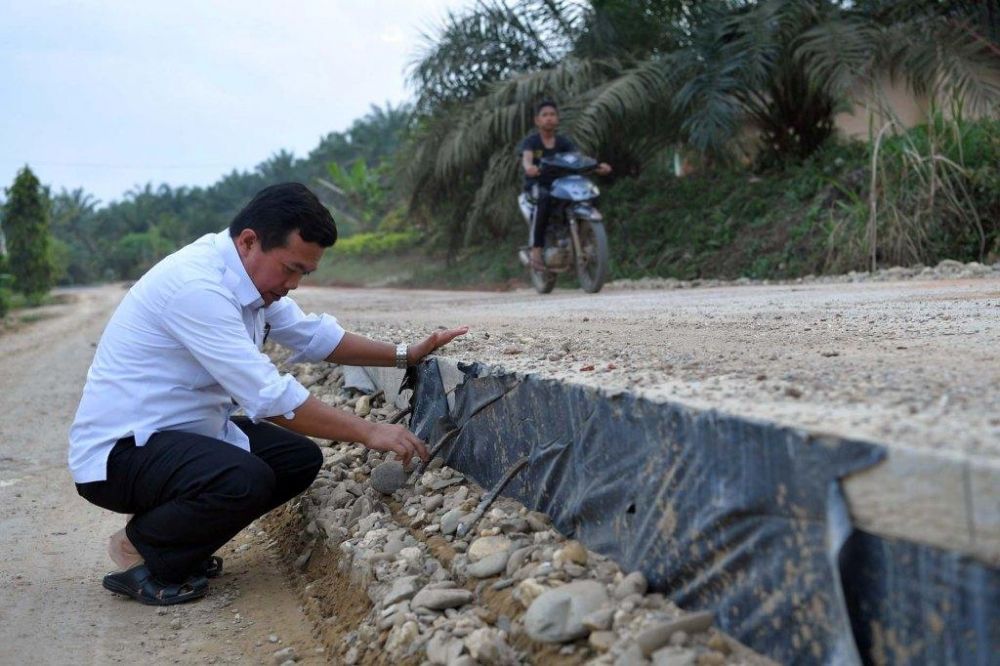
left=69, top=182, right=466, bottom=605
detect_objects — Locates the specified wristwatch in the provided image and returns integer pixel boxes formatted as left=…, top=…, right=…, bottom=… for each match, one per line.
left=395, top=342, right=409, bottom=369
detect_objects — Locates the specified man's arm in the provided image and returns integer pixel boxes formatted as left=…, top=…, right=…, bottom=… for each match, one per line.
left=326, top=328, right=469, bottom=366
left=269, top=395, right=428, bottom=465
left=522, top=149, right=539, bottom=178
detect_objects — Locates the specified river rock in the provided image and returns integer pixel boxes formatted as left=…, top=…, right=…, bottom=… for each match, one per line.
left=590, top=630, right=617, bottom=652
left=383, top=575, right=422, bottom=606
left=614, top=571, right=648, bottom=599
left=651, top=647, right=696, bottom=666
left=464, top=627, right=514, bottom=664
left=513, top=578, right=546, bottom=608
left=557, top=540, right=588, bottom=566
left=468, top=535, right=512, bottom=562
left=524, top=580, right=610, bottom=643
left=440, top=508, right=465, bottom=535
left=399, top=546, right=422, bottom=562
left=466, top=550, right=511, bottom=578
left=371, top=461, right=407, bottom=495
left=354, top=394, right=372, bottom=416
left=272, top=646, right=297, bottom=664
left=583, top=607, right=614, bottom=631
left=411, top=587, right=474, bottom=611
left=615, top=642, right=649, bottom=666
left=423, top=494, right=445, bottom=512
left=505, top=546, right=534, bottom=577
left=525, top=511, right=550, bottom=532
left=636, top=612, right=715, bottom=656
left=425, top=630, right=464, bottom=665
left=445, top=485, right=469, bottom=507
left=384, top=620, right=419, bottom=656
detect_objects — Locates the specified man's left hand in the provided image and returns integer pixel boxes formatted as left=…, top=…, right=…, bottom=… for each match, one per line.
left=407, top=326, right=470, bottom=364
left=596, top=162, right=612, bottom=176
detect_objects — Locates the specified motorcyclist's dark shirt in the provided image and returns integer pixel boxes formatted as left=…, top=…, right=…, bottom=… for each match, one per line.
left=520, top=132, right=575, bottom=189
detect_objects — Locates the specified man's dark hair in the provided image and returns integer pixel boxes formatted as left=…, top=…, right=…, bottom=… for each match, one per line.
left=229, top=182, right=337, bottom=250
left=535, top=99, right=558, bottom=115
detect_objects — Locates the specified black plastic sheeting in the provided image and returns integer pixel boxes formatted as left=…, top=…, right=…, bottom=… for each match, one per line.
left=401, top=360, right=1000, bottom=665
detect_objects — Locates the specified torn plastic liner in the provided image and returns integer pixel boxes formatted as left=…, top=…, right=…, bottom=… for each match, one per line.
left=400, top=359, right=999, bottom=665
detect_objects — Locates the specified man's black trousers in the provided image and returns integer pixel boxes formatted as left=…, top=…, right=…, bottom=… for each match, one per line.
left=76, top=417, right=322, bottom=583
left=530, top=184, right=553, bottom=248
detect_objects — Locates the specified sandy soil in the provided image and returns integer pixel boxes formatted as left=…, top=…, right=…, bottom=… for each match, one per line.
left=0, top=285, right=324, bottom=664
left=291, top=277, right=1000, bottom=462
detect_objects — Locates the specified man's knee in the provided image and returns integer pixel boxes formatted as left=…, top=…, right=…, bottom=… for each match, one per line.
left=221, top=458, right=277, bottom=510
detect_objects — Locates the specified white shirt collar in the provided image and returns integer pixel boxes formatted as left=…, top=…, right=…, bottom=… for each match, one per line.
left=212, top=230, right=265, bottom=309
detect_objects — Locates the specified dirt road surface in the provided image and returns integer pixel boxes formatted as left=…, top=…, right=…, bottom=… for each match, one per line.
left=0, top=286, right=324, bottom=664
left=292, top=277, right=1000, bottom=461
left=1, top=274, right=996, bottom=662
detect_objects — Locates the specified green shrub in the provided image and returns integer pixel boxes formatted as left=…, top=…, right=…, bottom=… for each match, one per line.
left=600, top=117, right=999, bottom=280
left=332, top=231, right=422, bottom=257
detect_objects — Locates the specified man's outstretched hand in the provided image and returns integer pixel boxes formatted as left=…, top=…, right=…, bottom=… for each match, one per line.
left=407, top=326, right=469, bottom=365
left=365, top=422, right=429, bottom=467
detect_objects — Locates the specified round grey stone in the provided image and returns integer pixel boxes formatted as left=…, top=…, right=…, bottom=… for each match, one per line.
left=371, top=461, right=407, bottom=495
left=466, top=550, right=511, bottom=579
left=524, top=580, right=610, bottom=643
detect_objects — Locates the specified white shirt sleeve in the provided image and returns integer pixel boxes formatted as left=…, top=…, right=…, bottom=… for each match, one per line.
left=161, top=281, right=310, bottom=420
left=264, top=296, right=346, bottom=363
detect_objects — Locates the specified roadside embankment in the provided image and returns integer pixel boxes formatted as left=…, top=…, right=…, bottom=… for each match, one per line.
left=264, top=354, right=773, bottom=665
left=282, top=268, right=999, bottom=663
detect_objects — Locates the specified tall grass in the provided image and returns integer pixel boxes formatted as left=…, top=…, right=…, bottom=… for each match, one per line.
left=829, top=108, right=1000, bottom=272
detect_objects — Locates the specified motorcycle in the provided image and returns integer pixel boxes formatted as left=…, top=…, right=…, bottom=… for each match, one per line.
left=517, top=152, right=609, bottom=294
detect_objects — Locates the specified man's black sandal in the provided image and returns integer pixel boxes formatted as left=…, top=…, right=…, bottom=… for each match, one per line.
left=102, top=563, right=208, bottom=606
left=201, top=555, right=223, bottom=578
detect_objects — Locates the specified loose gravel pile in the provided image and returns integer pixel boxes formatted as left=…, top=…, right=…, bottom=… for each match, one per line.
left=606, top=259, right=1000, bottom=290
left=265, top=353, right=773, bottom=666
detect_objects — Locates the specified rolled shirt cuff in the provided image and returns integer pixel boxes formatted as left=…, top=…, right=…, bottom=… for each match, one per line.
left=247, top=375, right=310, bottom=421
left=287, top=314, right=345, bottom=364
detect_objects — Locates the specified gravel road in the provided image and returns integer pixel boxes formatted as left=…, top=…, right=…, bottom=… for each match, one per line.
left=1, top=266, right=995, bottom=662
left=292, top=270, right=1000, bottom=462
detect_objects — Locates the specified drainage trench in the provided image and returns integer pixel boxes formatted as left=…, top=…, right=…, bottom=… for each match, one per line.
left=266, top=352, right=774, bottom=666
left=357, top=358, right=999, bottom=665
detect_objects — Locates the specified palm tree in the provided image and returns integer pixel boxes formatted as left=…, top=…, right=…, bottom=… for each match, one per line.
left=403, top=0, right=1000, bottom=246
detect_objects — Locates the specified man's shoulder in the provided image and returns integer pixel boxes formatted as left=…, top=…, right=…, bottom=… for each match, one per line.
left=520, top=132, right=542, bottom=150
left=134, top=237, right=231, bottom=303
left=556, top=134, right=576, bottom=150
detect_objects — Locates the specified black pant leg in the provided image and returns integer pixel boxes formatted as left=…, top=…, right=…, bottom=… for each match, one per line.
left=77, top=431, right=278, bottom=583
left=231, top=416, right=322, bottom=513
left=532, top=186, right=552, bottom=248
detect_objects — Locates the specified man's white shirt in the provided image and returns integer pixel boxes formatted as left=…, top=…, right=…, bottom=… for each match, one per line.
left=68, top=230, right=345, bottom=483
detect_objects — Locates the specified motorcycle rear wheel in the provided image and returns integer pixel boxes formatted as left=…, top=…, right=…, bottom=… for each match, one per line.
left=576, top=220, right=609, bottom=293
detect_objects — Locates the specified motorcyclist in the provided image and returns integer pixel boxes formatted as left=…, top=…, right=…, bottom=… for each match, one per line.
left=520, top=100, right=611, bottom=272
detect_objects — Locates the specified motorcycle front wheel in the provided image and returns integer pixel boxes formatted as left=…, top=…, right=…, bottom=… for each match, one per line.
left=575, top=220, right=609, bottom=293
left=531, top=266, right=557, bottom=294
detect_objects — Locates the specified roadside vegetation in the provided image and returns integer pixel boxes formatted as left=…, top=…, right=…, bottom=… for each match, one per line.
left=1, top=1, right=998, bottom=299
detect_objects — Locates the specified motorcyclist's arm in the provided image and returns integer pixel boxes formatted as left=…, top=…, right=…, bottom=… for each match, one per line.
left=522, top=150, right=539, bottom=177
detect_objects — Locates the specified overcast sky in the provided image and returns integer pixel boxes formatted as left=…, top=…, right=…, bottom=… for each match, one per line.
left=0, top=0, right=472, bottom=205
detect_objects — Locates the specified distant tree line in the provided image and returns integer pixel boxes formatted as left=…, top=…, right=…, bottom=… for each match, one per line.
left=0, top=103, right=412, bottom=291
left=2, top=1, right=997, bottom=305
